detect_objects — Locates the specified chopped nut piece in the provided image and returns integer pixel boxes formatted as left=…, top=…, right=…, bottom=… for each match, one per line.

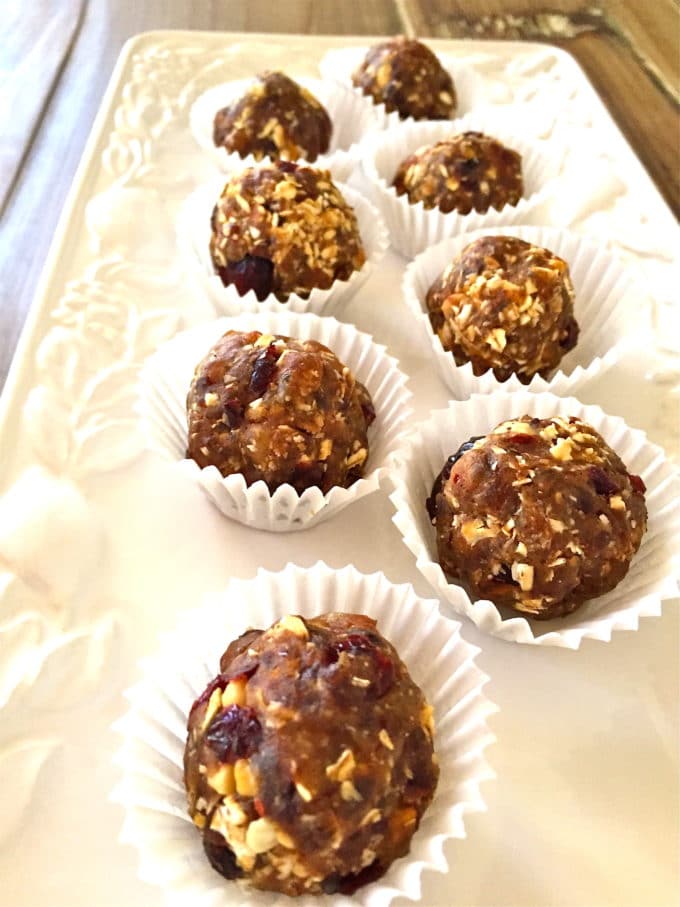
left=550, top=437, right=574, bottom=461
left=295, top=781, right=313, bottom=802
left=274, top=615, right=309, bottom=639
left=202, top=686, right=223, bottom=730
left=326, top=748, right=356, bottom=783
left=511, top=562, right=534, bottom=592
left=208, top=764, right=235, bottom=796
left=234, top=758, right=257, bottom=797
left=379, top=729, right=394, bottom=751
left=222, top=678, right=247, bottom=708
left=340, top=780, right=363, bottom=802
left=461, top=517, right=497, bottom=545
left=246, top=817, right=279, bottom=854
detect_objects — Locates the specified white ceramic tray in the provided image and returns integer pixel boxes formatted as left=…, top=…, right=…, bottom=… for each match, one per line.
left=0, top=32, right=678, bottom=907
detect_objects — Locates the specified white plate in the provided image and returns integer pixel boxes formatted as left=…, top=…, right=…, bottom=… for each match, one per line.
left=0, top=32, right=678, bottom=907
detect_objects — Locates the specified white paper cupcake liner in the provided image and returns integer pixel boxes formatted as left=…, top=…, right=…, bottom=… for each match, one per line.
left=111, top=561, right=497, bottom=907
left=402, top=225, right=640, bottom=397
left=390, top=392, right=680, bottom=648
left=318, top=46, right=487, bottom=130
left=178, top=177, right=388, bottom=316
left=190, top=77, right=376, bottom=183
left=362, top=112, right=562, bottom=258
left=139, top=312, right=412, bottom=532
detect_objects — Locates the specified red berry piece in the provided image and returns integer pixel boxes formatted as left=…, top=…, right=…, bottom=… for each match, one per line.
left=329, top=633, right=395, bottom=698
left=218, top=255, right=274, bottom=300
left=249, top=343, right=279, bottom=396
left=588, top=465, right=620, bottom=497
left=628, top=473, right=646, bottom=495
left=205, top=705, right=262, bottom=763
left=426, top=436, right=482, bottom=522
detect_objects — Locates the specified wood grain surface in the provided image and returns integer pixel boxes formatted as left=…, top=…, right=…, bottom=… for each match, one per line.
left=0, top=0, right=678, bottom=391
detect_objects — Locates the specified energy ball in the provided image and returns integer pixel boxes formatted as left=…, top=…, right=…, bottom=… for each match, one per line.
left=393, top=132, right=523, bottom=215
left=209, top=161, right=366, bottom=301
left=213, top=71, right=332, bottom=163
left=427, top=416, right=647, bottom=619
left=352, top=36, right=456, bottom=120
left=186, top=329, right=376, bottom=494
left=184, top=612, right=439, bottom=896
left=426, top=235, right=579, bottom=382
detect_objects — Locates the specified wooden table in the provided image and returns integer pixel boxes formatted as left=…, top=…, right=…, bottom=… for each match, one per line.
left=1, top=0, right=678, bottom=392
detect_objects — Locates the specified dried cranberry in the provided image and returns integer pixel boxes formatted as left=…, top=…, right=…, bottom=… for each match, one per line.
left=218, top=255, right=274, bottom=300
left=588, top=465, right=620, bottom=497
left=629, top=473, right=646, bottom=495
left=223, top=397, right=244, bottom=428
left=560, top=317, right=579, bottom=351
left=205, top=705, right=262, bottom=763
left=361, top=400, right=376, bottom=427
left=203, top=830, right=242, bottom=880
left=249, top=343, right=279, bottom=397
left=328, top=633, right=395, bottom=698
left=426, top=435, right=483, bottom=522
left=277, top=160, right=299, bottom=173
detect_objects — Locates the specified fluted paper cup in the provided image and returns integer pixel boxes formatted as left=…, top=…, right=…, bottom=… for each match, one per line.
left=190, top=77, right=375, bottom=182
left=390, top=392, right=680, bottom=648
left=403, top=225, right=639, bottom=397
left=139, top=312, right=411, bottom=531
left=362, top=113, right=562, bottom=258
left=318, top=46, right=487, bottom=130
left=111, top=561, right=497, bottom=907
left=178, top=177, right=388, bottom=316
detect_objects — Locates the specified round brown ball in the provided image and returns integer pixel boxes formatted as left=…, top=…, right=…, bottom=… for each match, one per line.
left=186, top=329, right=376, bottom=494
left=184, top=612, right=439, bottom=896
left=426, top=235, right=579, bottom=382
left=352, top=36, right=456, bottom=120
left=213, top=71, right=332, bottom=163
left=427, top=416, right=647, bottom=619
left=209, top=161, right=366, bottom=301
left=393, top=132, right=523, bottom=214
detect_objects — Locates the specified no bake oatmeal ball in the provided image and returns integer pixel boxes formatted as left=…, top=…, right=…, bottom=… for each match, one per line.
left=427, top=416, right=647, bottom=619
left=186, top=329, right=375, bottom=494
left=209, top=161, right=366, bottom=301
left=184, top=612, right=439, bottom=896
left=426, top=235, right=579, bottom=382
left=393, top=132, right=523, bottom=215
left=213, top=71, right=332, bottom=163
left=352, top=36, right=456, bottom=120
